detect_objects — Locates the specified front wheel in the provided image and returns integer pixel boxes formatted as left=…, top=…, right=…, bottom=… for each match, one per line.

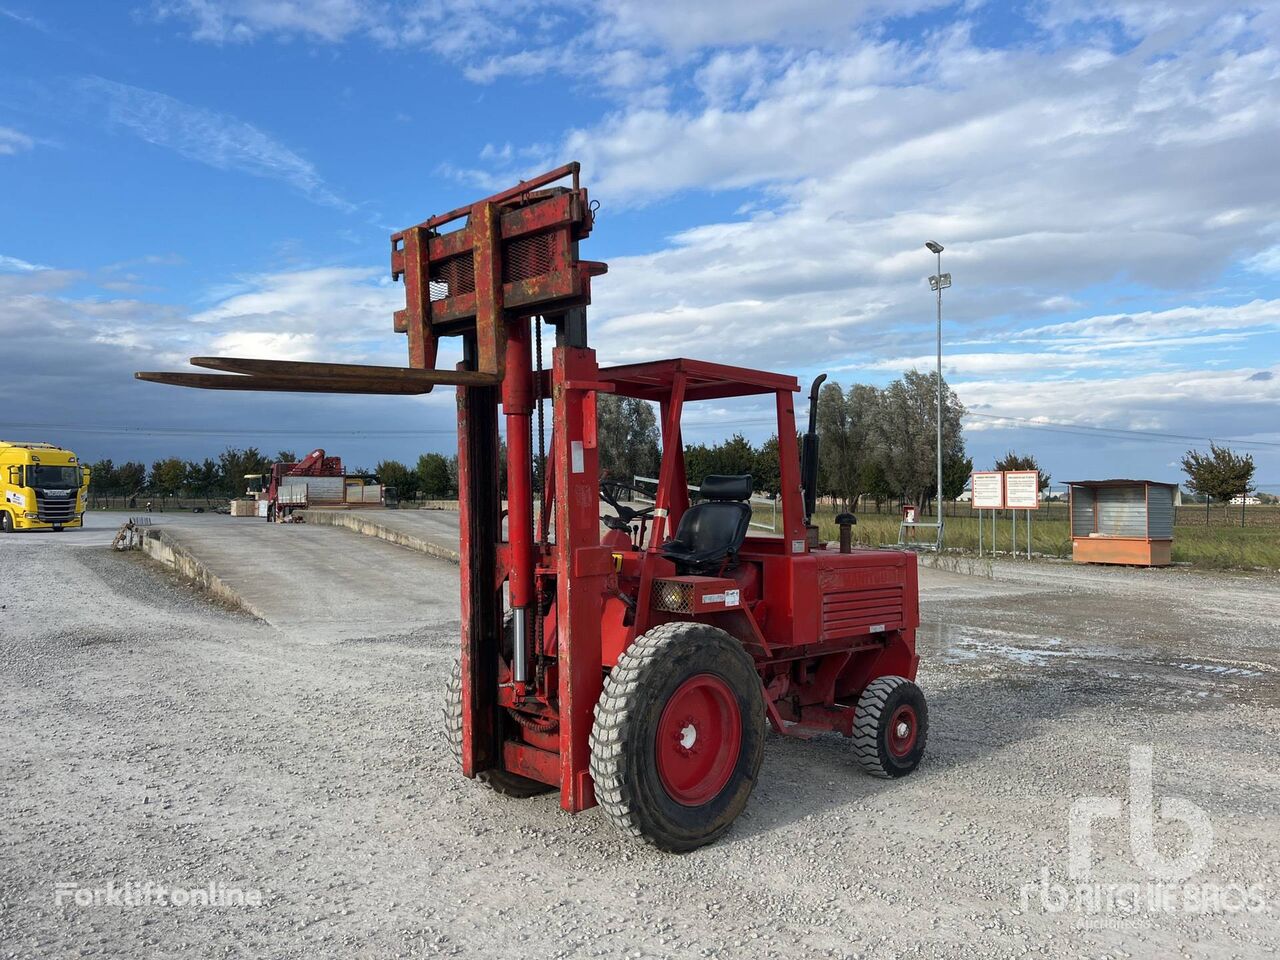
left=590, top=621, right=764, bottom=852
left=441, top=658, right=554, bottom=798
left=851, top=676, right=928, bottom=779
left=0, top=511, right=12, bottom=533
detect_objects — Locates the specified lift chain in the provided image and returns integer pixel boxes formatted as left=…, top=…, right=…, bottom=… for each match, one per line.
left=534, top=316, right=547, bottom=697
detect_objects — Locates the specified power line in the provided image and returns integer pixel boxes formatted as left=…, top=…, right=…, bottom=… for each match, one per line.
left=11, top=411, right=1280, bottom=454
left=962, top=412, right=1280, bottom=450
left=3, top=421, right=457, bottom=439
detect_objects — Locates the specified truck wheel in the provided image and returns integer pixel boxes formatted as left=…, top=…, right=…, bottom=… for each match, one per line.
left=590, top=621, right=764, bottom=852
left=852, top=676, right=928, bottom=779
left=442, top=658, right=554, bottom=798
left=0, top=511, right=12, bottom=533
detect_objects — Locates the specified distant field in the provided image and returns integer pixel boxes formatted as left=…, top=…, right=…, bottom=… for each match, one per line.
left=812, top=508, right=1280, bottom=571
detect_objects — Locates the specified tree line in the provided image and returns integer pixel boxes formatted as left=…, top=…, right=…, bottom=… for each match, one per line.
left=84, top=448, right=463, bottom=502
left=86, top=449, right=285, bottom=501
left=595, top=370, right=974, bottom=515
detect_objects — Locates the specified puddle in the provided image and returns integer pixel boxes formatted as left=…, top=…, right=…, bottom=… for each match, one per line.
left=925, top=622, right=1276, bottom=704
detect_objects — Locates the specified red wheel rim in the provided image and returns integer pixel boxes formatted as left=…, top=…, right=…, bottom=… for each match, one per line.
left=887, top=704, right=918, bottom=758
left=655, top=674, right=742, bottom=806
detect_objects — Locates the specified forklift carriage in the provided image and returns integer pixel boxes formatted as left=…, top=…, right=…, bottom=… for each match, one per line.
left=138, top=163, right=928, bottom=851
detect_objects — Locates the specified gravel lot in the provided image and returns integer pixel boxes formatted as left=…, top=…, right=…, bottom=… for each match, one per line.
left=2, top=516, right=1278, bottom=959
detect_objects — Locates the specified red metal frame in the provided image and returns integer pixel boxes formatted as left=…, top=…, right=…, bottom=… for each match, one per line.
left=137, top=164, right=922, bottom=819
left=434, top=173, right=920, bottom=814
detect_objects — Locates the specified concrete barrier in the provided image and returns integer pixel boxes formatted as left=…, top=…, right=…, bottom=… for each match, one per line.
left=140, top=527, right=266, bottom=619
left=299, top=509, right=461, bottom=564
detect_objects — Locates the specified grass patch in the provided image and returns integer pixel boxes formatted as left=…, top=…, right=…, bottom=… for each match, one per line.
left=811, top=509, right=1280, bottom=571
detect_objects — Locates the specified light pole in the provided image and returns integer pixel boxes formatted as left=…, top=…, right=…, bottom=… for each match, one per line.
left=926, top=241, right=950, bottom=551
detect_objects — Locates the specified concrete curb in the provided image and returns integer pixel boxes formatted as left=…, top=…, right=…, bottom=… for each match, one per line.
left=140, top=527, right=267, bottom=619
left=299, top=510, right=461, bottom=564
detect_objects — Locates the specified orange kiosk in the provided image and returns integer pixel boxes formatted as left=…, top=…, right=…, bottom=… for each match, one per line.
left=1068, top=479, right=1177, bottom=567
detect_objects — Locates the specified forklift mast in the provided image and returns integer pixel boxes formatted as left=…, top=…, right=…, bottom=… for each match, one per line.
left=140, top=163, right=615, bottom=810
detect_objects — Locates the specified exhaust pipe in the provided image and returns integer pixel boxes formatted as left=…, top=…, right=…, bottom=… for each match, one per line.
left=801, top=374, right=826, bottom=539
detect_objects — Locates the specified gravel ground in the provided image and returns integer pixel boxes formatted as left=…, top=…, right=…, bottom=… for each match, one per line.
left=2, top=521, right=1278, bottom=959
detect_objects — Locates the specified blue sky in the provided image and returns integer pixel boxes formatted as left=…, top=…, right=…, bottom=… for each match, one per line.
left=1, top=1, right=1278, bottom=490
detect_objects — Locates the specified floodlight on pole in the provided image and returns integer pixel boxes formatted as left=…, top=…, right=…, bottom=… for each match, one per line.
left=924, top=241, right=948, bottom=551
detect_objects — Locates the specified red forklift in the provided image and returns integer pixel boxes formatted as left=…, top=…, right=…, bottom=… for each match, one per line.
left=138, top=163, right=927, bottom=850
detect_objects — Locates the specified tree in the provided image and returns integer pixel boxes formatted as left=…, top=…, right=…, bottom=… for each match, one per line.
left=860, top=460, right=894, bottom=511
left=87, top=459, right=117, bottom=498
left=275, top=450, right=297, bottom=463
left=596, top=394, right=660, bottom=483
left=943, top=453, right=973, bottom=502
left=994, top=451, right=1051, bottom=491
left=150, top=458, right=187, bottom=498
left=116, top=462, right=147, bottom=496
left=817, top=382, right=880, bottom=511
left=416, top=453, right=454, bottom=499
left=1181, top=444, right=1255, bottom=523
left=753, top=436, right=782, bottom=496
left=714, top=433, right=757, bottom=480
left=187, top=459, right=220, bottom=502
left=871, top=370, right=966, bottom=514
left=375, top=460, right=416, bottom=500
left=216, top=447, right=271, bottom=499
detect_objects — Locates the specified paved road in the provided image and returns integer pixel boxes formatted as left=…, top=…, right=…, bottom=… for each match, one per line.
left=143, top=512, right=460, bottom=641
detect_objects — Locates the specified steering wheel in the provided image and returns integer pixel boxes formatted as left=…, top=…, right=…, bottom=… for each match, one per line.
left=599, top=480, right=655, bottom=530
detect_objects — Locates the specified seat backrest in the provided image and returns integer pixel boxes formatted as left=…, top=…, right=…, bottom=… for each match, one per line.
left=661, top=474, right=753, bottom=570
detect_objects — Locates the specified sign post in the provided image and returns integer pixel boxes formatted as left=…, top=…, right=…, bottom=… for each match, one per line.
left=1004, top=470, right=1041, bottom=559
left=970, top=471, right=1005, bottom=557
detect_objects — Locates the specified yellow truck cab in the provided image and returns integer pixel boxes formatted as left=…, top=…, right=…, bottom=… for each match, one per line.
left=0, top=441, right=89, bottom=532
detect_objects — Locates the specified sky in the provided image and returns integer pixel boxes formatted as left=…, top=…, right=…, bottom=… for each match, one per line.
left=1, top=0, right=1278, bottom=491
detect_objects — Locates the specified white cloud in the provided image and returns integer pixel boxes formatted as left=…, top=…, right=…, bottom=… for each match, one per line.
left=465, top=49, right=561, bottom=85
left=78, top=76, right=352, bottom=211
left=0, top=262, right=460, bottom=463
left=0, top=125, right=34, bottom=155
left=547, top=6, right=1280, bottom=394
left=0, top=254, right=48, bottom=272
left=189, top=266, right=405, bottom=362
left=957, top=365, right=1280, bottom=443
left=1011, top=299, right=1280, bottom=345
left=598, top=0, right=947, bottom=51
left=153, top=0, right=375, bottom=43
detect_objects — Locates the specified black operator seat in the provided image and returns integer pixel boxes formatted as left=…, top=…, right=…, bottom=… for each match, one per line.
left=660, top=474, right=753, bottom=573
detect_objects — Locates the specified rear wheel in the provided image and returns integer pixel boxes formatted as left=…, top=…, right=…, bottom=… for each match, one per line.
left=851, top=676, right=928, bottom=778
left=442, top=658, right=554, bottom=798
left=590, top=621, right=764, bottom=852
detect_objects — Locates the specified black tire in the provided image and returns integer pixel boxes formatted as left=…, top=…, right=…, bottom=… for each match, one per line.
left=590, top=621, right=764, bottom=852
left=441, top=658, right=554, bottom=798
left=852, top=676, right=928, bottom=779
left=0, top=511, right=12, bottom=533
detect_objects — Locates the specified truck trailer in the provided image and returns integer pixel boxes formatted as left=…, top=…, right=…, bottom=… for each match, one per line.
left=243, top=448, right=384, bottom=520
left=0, top=441, right=89, bottom=532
